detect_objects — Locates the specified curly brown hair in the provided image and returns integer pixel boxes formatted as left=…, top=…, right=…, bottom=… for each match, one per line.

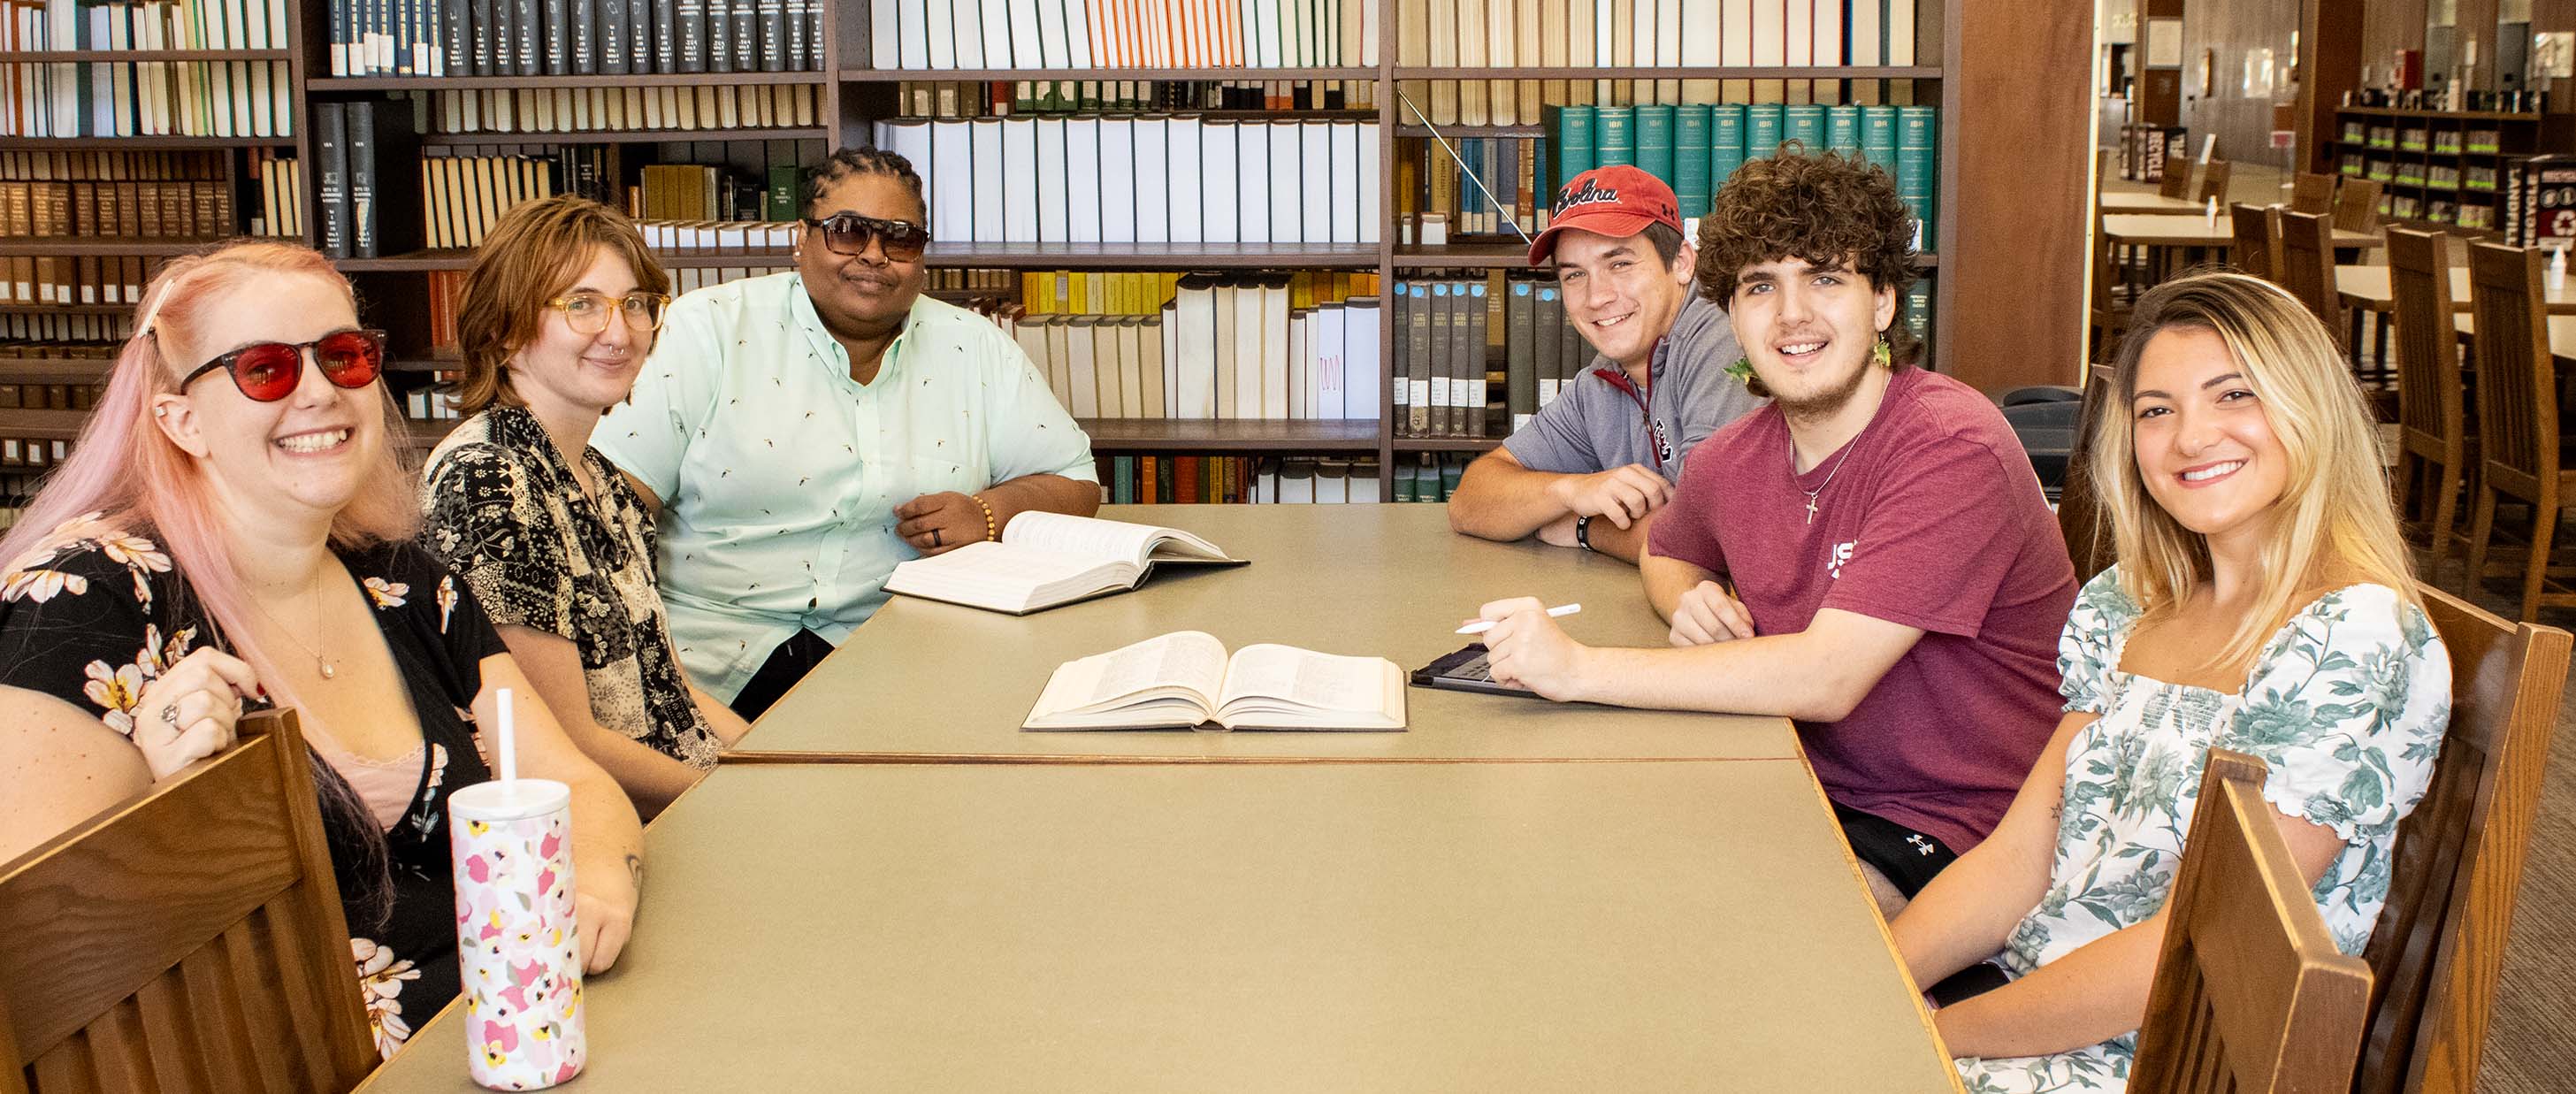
left=1693, top=147, right=1922, bottom=367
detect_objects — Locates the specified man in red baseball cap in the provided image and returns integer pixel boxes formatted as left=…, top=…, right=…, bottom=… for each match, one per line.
left=1449, top=165, right=1760, bottom=563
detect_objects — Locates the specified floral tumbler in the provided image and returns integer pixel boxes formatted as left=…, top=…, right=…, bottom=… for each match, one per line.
left=448, top=777, right=585, bottom=1090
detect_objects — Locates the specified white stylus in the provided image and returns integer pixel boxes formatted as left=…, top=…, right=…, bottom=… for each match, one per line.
left=1456, top=603, right=1582, bottom=635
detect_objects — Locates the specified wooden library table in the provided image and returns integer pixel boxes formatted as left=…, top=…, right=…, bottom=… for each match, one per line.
left=2096, top=190, right=2205, bottom=215
left=2099, top=213, right=2384, bottom=251
left=357, top=761, right=1965, bottom=1093
left=734, top=503, right=1802, bottom=762
left=2337, top=264, right=2576, bottom=315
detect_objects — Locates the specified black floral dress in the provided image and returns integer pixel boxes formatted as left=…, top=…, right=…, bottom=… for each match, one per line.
left=423, top=406, right=721, bottom=768
left=0, top=513, right=505, bottom=1060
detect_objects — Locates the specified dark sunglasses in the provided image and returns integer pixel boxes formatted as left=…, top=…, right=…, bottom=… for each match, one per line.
left=180, top=329, right=386, bottom=402
left=801, top=212, right=930, bottom=262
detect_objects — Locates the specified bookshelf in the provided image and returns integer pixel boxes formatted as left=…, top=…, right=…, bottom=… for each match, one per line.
left=0, top=0, right=2093, bottom=505
left=2328, top=105, right=2546, bottom=236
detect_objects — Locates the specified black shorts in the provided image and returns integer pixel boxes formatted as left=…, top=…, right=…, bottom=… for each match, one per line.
left=1832, top=802, right=1958, bottom=897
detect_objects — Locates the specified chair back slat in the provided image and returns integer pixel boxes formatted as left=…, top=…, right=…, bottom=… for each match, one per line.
left=2230, top=203, right=2282, bottom=281
left=2195, top=160, right=2233, bottom=204
left=2356, top=588, right=2572, bottom=1094
left=2161, top=154, right=2195, bottom=200
left=2293, top=172, right=2339, bottom=213
left=2059, top=366, right=2117, bottom=585
left=2278, top=210, right=2344, bottom=347
left=2338, top=180, right=2387, bottom=233
left=2386, top=228, right=2468, bottom=452
left=2132, top=751, right=2374, bottom=1094
left=2466, top=242, right=2556, bottom=488
left=0, top=710, right=377, bottom=1094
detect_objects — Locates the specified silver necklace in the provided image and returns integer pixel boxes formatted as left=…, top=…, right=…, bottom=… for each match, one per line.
left=1800, top=435, right=1865, bottom=525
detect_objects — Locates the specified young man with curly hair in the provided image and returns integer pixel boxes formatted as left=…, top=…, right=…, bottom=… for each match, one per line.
left=1473, top=151, right=2075, bottom=915
left=1447, top=165, right=1761, bottom=562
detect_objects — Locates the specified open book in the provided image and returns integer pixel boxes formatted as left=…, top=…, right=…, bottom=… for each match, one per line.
left=883, top=511, right=1246, bottom=615
left=1024, top=631, right=1406, bottom=731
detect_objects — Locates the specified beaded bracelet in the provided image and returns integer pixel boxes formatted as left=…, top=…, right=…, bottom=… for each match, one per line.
left=969, top=493, right=998, bottom=542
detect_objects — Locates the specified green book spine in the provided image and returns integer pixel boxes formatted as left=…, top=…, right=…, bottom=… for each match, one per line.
left=1633, top=103, right=1676, bottom=187
left=1826, top=105, right=1862, bottom=157
left=1556, top=104, right=1596, bottom=187
left=1711, top=103, right=1747, bottom=195
left=765, top=164, right=799, bottom=221
left=1907, top=281, right=1933, bottom=360
left=1783, top=104, right=1825, bottom=155
left=1861, top=105, right=1900, bottom=174
left=1746, top=103, right=1784, bottom=160
left=1595, top=105, right=1636, bottom=168
left=1112, top=456, right=1136, bottom=504
left=1672, top=104, right=1712, bottom=218
left=1533, top=134, right=1552, bottom=215
left=1897, top=106, right=1938, bottom=249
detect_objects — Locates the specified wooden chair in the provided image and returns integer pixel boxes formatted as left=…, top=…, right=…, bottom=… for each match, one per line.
left=2091, top=224, right=2131, bottom=360
left=2193, top=159, right=2233, bottom=205
left=2337, top=179, right=2387, bottom=234
left=2461, top=242, right=2576, bottom=620
left=0, top=709, right=377, bottom=1093
left=2277, top=210, right=2345, bottom=350
left=2353, top=587, right=2572, bottom=1094
left=2159, top=154, right=2194, bottom=200
left=2292, top=172, right=2340, bottom=214
left=2230, top=202, right=2282, bottom=281
left=2129, top=750, right=2374, bottom=1094
left=2058, top=365, right=2118, bottom=585
left=2386, top=228, right=2479, bottom=589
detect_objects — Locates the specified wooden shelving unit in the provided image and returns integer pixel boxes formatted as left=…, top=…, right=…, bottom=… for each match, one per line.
left=2329, top=105, right=2546, bottom=236
left=1, top=0, right=2097, bottom=493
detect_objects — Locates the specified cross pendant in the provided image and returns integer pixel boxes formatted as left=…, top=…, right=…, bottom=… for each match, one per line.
left=1804, top=495, right=1819, bottom=524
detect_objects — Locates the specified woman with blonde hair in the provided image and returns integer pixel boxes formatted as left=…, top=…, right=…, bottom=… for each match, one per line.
left=1889, top=271, right=2450, bottom=1093
left=421, top=195, right=749, bottom=819
left=0, top=241, right=643, bottom=1060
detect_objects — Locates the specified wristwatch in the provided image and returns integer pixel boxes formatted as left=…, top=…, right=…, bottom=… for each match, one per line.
left=1574, top=515, right=1597, bottom=554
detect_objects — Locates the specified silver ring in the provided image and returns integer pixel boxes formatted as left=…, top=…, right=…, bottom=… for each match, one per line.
left=162, top=703, right=180, bottom=726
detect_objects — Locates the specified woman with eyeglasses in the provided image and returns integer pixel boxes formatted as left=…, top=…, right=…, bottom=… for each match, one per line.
left=0, top=241, right=643, bottom=1059
left=422, top=195, right=750, bottom=817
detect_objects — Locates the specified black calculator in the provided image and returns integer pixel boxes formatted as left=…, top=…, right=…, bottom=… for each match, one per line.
left=1408, top=643, right=1540, bottom=698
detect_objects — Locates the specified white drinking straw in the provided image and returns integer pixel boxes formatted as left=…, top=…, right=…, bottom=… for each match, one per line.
left=496, top=687, right=519, bottom=784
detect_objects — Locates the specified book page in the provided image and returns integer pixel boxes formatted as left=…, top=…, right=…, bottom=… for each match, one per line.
left=1216, top=644, right=1391, bottom=714
left=883, top=540, right=1127, bottom=612
left=1005, top=510, right=1237, bottom=568
left=1043, top=631, right=1231, bottom=712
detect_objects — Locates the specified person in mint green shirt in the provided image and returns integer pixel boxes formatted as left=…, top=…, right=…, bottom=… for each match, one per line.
left=595, top=149, right=1097, bottom=720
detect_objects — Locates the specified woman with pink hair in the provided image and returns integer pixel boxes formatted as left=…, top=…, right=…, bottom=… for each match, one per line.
left=0, top=241, right=643, bottom=1060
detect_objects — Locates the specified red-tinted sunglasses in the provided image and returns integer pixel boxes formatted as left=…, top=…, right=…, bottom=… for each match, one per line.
left=180, top=329, right=386, bottom=402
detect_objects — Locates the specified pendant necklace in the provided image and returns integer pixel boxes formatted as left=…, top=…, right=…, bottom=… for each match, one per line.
left=251, top=575, right=340, bottom=679
left=1800, top=431, right=1866, bottom=525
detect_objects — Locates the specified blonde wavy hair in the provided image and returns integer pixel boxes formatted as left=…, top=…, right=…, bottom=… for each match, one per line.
left=2092, top=271, right=2419, bottom=670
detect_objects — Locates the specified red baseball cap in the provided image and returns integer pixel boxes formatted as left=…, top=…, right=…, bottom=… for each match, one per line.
left=1526, top=165, right=1685, bottom=265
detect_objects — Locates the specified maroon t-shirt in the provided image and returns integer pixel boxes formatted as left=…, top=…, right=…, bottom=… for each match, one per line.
left=1646, top=367, right=2075, bottom=853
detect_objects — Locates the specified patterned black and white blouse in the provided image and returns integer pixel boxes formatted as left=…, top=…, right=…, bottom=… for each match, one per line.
left=0, top=515, right=503, bottom=1059
left=422, top=405, right=720, bottom=769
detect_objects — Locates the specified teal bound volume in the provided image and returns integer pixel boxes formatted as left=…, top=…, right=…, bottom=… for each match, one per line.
left=1783, top=104, right=1824, bottom=156
left=1555, top=105, right=1596, bottom=189
left=1634, top=104, right=1676, bottom=188
left=1672, top=103, right=1713, bottom=218
left=1861, top=105, right=1899, bottom=173
left=1596, top=105, right=1637, bottom=168
left=1746, top=103, right=1784, bottom=160
left=1712, top=103, right=1747, bottom=195
left=1826, top=105, right=1862, bottom=158
left=1897, top=106, right=1938, bottom=249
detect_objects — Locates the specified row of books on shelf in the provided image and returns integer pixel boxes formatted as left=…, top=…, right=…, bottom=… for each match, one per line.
left=2, top=176, right=235, bottom=241
left=1, top=438, right=74, bottom=471
left=3, top=0, right=291, bottom=50
left=1551, top=101, right=1936, bottom=235
left=0, top=314, right=126, bottom=342
left=1390, top=275, right=1562, bottom=439
left=2341, top=121, right=2511, bottom=155
left=870, top=0, right=1374, bottom=72
left=413, top=263, right=793, bottom=352
left=4, top=256, right=172, bottom=307
left=876, top=117, right=1382, bottom=246
left=424, top=84, right=822, bottom=135
left=4, top=55, right=292, bottom=140
left=0, top=380, right=104, bottom=410
left=990, top=274, right=1385, bottom=422
left=891, top=79, right=1372, bottom=119
left=328, top=0, right=829, bottom=79
left=1091, top=454, right=1474, bottom=507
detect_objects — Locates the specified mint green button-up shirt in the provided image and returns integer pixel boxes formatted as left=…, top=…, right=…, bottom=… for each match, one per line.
left=594, top=272, right=1097, bottom=701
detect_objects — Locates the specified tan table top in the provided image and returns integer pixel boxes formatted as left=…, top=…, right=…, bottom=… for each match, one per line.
left=2097, top=191, right=2205, bottom=215
left=358, top=761, right=1963, bottom=1093
left=738, top=503, right=1800, bottom=762
left=2337, top=265, right=2576, bottom=314
left=2452, top=311, right=2576, bottom=363
left=2101, top=213, right=2384, bottom=250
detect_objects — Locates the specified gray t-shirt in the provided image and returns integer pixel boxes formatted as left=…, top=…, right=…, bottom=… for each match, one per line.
left=1501, top=294, right=1761, bottom=482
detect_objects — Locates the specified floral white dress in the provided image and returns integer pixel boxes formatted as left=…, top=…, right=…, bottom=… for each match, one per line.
left=1957, top=567, right=2450, bottom=1094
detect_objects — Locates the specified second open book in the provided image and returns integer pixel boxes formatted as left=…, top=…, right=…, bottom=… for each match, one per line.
left=1025, top=631, right=1406, bottom=731
left=883, top=511, right=1246, bottom=614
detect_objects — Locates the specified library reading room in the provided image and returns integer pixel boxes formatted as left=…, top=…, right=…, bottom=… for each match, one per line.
left=5, top=1, right=2576, bottom=1090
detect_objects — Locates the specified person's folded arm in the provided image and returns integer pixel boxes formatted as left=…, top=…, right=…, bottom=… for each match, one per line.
left=1449, top=448, right=1578, bottom=540
left=1640, top=553, right=1716, bottom=623
left=1480, top=601, right=1920, bottom=721
left=1892, top=711, right=2093, bottom=987
left=498, top=624, right=704, bottom=818
left=1930, top=804, right=2348, bottom=1060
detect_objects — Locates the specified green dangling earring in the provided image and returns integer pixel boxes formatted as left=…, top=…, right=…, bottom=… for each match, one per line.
left=1724, top=356, right=1755, bottom=385
left=1871, top=333, right=1893, bottom=368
